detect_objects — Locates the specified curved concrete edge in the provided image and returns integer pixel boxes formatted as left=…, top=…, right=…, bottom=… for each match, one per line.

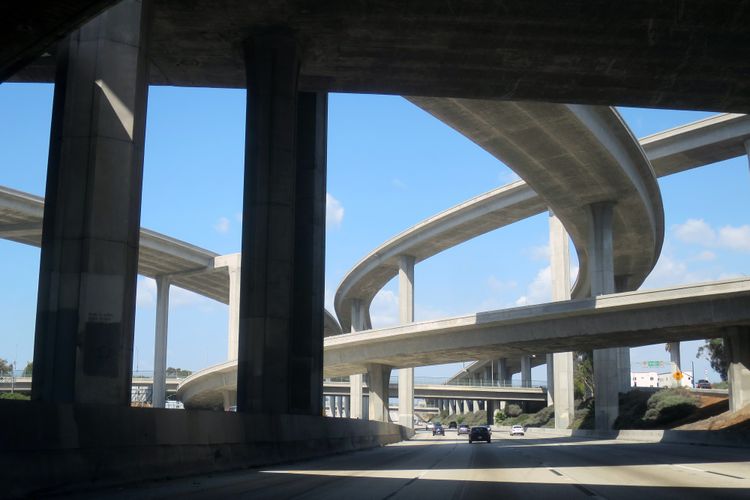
left=506, top=425, right=750, bottom=449
left=0, top=400, right=412, bottom=498
left=324, top=308, right=343, bottom=337
left=177, top=359, right=237, bottom=409
left=565, top=105, right=664, bottom=297
left=335, top=180, right=541, bottom=332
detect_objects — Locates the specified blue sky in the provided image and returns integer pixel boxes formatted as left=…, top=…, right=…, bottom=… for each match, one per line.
left=1, top=83, right=749, bottom=384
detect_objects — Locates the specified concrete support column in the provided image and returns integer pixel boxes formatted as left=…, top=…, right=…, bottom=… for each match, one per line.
left=725, top=327, right=750, bottom=412
left=222, top=390, right=236, bottom=411
left=349, top=300, right=366, bottom=419
left=31, top=0, right=151, bottom=405
left=666, top=342, right=682, bottom=370
left=495, top=358, right=509, bottom=385
left=549, top=209, right=575, bottom=429
left=588, top=202, right=619, bottom=430
left=335, top=395, right=342, bottom=417
left=546, top=353, right=554, bottom=406
left=486, top=400, right=495, bottom=426
left=236, top=32, right=327, bottom=416
left=521, top=356, right=532, bottom=387
left=214, top=253, right=241, bottom=360
left=397, top=254, right=415, bottom=429
left=152, top=276, right=170, bottom=408
left=448, top=400, right=455, bottom=415
left=367, top=363, right=392, bottom=422
left=342, top=395, right=350, bottom=418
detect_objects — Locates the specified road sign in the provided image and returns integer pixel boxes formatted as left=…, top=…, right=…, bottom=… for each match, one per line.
left=639, top=360, right=665, bottom=369
left=673, top=371, right=683, bottom=381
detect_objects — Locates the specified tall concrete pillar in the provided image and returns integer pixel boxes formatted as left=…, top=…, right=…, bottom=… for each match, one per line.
left=546, top=353, right=555, bottom=405
left=588, top=202, right=620, bottom=430
left=495, top=358, right=509, bottom=385
left=666, top=342, right=681, bottom=370
left=349, top=299, right=367, bottom=419
left=448, top=399, right=455, bottom=415
left=725, top=327, right=750, bottom=412
left=31, top=0, right=151, bottom=405
left=342, top=395, right=350, bottom=418
left=367, top=363, right=392, bottom=422
left=152, top=276, right=170, bottom=408
left=398, top=255, right=415, bottom=429
left=521, top=356, right=532, bottom=387
left=335, top=395, right=343, bottom=417
left=214, top=253, right=241, bottom=360
left=550, top=209, right=575, bottom=429
left=236, top=32, right=327, bottom=416
left=486, top=400, right=495, bottom=426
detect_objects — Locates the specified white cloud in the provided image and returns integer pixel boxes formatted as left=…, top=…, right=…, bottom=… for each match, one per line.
left=673, top=219, right=750, bottom=252
left=527, top=244, right=550, bottom=261
left=718, top=225, right=750, bottom=251
left=370, top=289, right=399, bottom=328
left=214, top=216, right=230, bottom=234
left=136, top=277, right=219, bottom=310
left=326, top=193, right=344, bottom=229
left=136, top=277, right=156, bottom=307
left=514, top=266, right=552, bottom=306
left=673, top=218, right=716, bottom=245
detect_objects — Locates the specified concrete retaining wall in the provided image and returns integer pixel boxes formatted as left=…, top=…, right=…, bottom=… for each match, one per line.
left=0, top=400, right=412, bottom=498
left=496, top=425, right=750, bottom=448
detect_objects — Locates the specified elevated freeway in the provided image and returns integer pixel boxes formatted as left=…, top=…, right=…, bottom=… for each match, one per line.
left=326, top=278, right=750, bottom=376
left=335, top=112, right=750, bottom=333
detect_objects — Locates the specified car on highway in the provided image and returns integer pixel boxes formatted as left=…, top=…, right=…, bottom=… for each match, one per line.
left=468, top=426, right=491, bottom=443
left=510, top=425, right=525, bottom=436
left=448, top=421, right=457, bottom=429
left=457, top=423, right=470, bottom=435
left=433, top=423, right=445, bottom=436
left=696, top=379, right=712, bottom=389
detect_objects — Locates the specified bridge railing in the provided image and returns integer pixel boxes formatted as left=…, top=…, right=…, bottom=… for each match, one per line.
left=323, top=375, right=546, bottom=389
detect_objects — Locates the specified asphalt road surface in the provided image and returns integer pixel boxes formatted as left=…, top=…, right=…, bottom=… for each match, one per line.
left=73, top=430, right=750, bottom=499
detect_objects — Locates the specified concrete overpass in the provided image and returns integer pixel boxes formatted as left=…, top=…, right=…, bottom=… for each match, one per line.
left=326, top=278, right=750, bottom=375
left=3, top=1, right=750, bottom=495
left=6, top=2, right=750, bottom=113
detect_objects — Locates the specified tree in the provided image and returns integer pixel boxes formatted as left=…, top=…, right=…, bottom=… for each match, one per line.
left=574, top=351, right=594, bottom=399
left=696, top=338, right=728, bottom=381
left=165, top=367, right=192, bottom=378
left=0, top=358, right=11, bottom=377
left=22, top=361, right=33, bottom=377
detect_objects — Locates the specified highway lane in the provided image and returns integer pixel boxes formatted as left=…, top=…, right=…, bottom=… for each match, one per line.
left=70, top=430, right=750, bottom=499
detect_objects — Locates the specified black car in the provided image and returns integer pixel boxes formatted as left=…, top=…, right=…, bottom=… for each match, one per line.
left=468, top=426, right=491, bottom=443
left=433, top=423, right=445, bottom=436
left=448, top=421, right=457, bottom=429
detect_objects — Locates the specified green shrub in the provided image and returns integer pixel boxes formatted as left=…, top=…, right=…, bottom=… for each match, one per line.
left=524, top=405, right=555, bottom=427
left=0, top=392, right=30, bottom=400
left=494, top=410, right=506, bottom=424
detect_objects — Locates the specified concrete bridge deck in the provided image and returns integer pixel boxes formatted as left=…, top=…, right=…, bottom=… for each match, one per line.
left=325, top=277, right=750, bottom=376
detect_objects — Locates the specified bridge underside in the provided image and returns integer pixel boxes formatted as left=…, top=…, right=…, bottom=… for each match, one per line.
left=6, top=1, right=750, bottom=112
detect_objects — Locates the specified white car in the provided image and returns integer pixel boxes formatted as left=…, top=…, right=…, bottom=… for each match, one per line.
left=510, top=425, right=525, bottom=436
left=427, top=422, right=435, bottom=430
